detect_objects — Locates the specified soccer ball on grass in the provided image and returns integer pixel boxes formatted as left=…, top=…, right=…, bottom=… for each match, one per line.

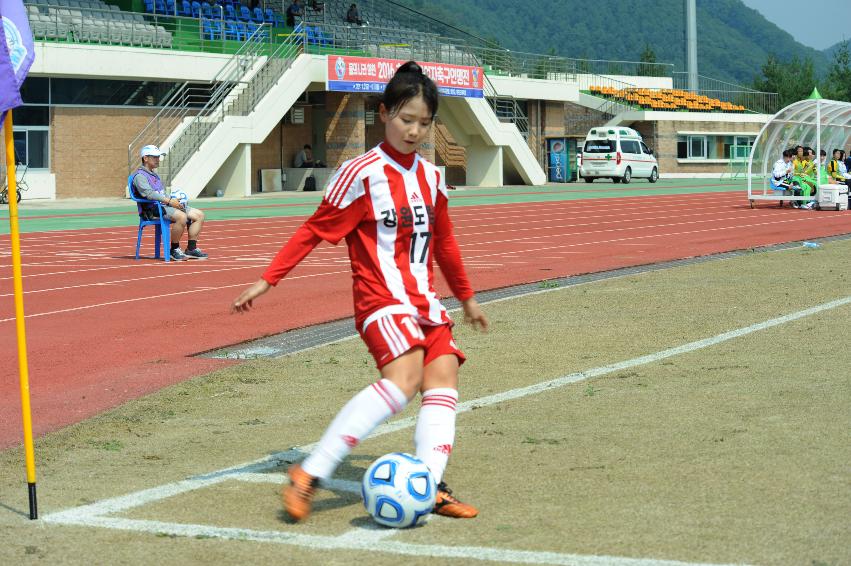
left=361, top=452, right=436, bottom=528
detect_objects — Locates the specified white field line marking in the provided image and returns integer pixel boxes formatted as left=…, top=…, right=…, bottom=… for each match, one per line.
left=41, top=295, right=846, bottom=566
left=48, top=515, right=745, bottom=566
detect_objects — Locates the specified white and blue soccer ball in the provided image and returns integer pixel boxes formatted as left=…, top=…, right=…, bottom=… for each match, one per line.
left=171, top=189, right=189, bottom=207
left=361, top=452, right=436, bottom=528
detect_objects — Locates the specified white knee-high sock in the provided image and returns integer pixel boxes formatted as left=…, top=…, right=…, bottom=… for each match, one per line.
left=302, top=379, right=408, bottom=480
left=414, top=388, right=457, bottom=485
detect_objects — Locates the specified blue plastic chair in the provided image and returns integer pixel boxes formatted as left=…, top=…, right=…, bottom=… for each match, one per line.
left=201, top=19, right=218, bottom=39
left=128, top=174, right=172, bottom=262
left=225, top=20, right=240, bottom=40
left=180, top=0, right=191, bottom=16
left=314, top=26, right=331, bottom=46
left=201, top=1, right=212, bottom=18
left=224, top=4, right=236, bottom=20
left=190, top=1, right=201, bottom=18
left=238, top=5, right=251, bottom=21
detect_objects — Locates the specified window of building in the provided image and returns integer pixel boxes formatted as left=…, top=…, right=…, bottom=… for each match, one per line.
left=13, top=128, right=50, bottom=169
left=688, top=135, right=706, bottom=159
left=677, top=133, right=756, bottom=161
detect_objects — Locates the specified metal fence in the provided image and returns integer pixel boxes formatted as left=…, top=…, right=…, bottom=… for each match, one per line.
left=673, top=72, right=779, bottom=114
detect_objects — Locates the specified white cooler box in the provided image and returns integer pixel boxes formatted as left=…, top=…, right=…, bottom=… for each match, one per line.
left=818, top=184, right=849, bottom=211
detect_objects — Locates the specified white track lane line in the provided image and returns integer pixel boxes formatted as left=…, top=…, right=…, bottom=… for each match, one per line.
left=41, top=294, right=851, bottom=566
left=0, top=198, right=792, bottom=279
left=1, top=191, right=742, bottom=246
left=0, top=270, right=350, bottom=323
left=0, top=216, right=829, bottom=322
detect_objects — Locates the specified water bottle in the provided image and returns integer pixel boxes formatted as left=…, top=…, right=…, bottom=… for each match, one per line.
left=802, top=242, right=820, bottom=249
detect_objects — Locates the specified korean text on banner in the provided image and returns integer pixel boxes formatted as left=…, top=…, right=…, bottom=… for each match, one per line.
left=327, top=55, right=484, bottom=98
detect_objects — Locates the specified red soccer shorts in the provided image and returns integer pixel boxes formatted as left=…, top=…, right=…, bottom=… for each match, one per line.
left=361, top=313, right=466, bottom=370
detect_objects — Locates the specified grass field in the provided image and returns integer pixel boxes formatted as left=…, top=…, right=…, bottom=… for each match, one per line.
left=1, top=234, right=848, bottom=565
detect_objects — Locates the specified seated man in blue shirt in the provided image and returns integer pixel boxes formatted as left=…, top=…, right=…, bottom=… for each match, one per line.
left=132, top=145, right=209, bottom=261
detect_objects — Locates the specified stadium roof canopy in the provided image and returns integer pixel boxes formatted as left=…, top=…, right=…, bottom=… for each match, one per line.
left=748, top=91, right=851, bottom=200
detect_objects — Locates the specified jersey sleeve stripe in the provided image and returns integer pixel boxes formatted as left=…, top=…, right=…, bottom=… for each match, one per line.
left=326, top=151, right=377, bottom=206
left=330, top=154, right=381, bottom=208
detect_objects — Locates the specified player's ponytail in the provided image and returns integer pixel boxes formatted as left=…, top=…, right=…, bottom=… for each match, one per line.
left=381, top=61, right=438, bottom=119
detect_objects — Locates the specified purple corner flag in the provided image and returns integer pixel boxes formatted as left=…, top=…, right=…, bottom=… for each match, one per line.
left=0, top=0, right=35, bottom=126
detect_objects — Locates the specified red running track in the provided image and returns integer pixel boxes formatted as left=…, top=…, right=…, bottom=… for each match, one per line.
left=1, top=191, right=849, bottom=448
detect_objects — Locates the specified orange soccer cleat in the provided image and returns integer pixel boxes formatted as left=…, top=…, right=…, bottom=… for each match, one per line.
left=282, top=464, right=319, bottom=521
left=433, top=482, right=478, bottom=518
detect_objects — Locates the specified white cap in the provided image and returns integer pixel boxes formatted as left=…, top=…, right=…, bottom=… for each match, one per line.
left=140, top=145, right=167, bottom=158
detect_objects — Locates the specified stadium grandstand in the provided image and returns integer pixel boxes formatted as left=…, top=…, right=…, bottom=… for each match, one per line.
left=8, top=0, right=779, bottom=200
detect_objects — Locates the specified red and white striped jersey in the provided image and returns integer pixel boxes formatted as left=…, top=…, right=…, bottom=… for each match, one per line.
left=262, top=142, right=474, bottom=331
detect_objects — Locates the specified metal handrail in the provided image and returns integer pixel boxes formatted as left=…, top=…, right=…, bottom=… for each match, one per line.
left=157, top=26, right=303, bottom=183
left=129, top=24, right=270, bottom=182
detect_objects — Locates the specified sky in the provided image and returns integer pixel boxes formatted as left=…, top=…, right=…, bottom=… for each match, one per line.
left=741, top=0, right=847, bottom=51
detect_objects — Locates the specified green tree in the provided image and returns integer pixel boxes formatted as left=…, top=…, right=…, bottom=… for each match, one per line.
left=753, top=54, right=817, bottom=107
left=638, top=44, right=658, bottom=76
left=821, top=41, right=851, bottom=102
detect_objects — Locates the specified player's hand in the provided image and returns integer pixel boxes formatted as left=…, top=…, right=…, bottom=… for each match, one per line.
left=462, top=297, right=488, bottom=332
left=232, top=279, right=271, bottom=313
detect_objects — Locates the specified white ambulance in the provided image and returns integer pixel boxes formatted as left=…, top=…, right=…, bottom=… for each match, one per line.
left=579, top=127, right=659, bottom=184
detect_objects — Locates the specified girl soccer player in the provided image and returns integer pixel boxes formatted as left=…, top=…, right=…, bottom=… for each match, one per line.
left=232, top=61, right=489, bottom=521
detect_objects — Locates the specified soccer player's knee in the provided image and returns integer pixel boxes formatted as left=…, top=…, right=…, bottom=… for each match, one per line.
left=172, top=211, right=187, bottom=225
left=396, top=371, right=424, bottom=398
left=194, top=209, right=205, bottom=222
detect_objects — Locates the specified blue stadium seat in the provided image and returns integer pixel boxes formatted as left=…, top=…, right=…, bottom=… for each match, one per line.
left=246, top=21, right=267, bottom=40
left=179, top=0, right=190, bottom=16
left=202, top=18, right=221, bottom=39
left=252, top=6, right=263, bottom=23
left=315, top=26, right=331, bottom=46
left=200, top=2, right=212, bottom=18
left=154, top=0, right=166, bottom=14
left=190, top=0, right=201, bottom=18
left=225, top=20, right=241, bottom=40
left=224, top=4, right=236, bottom=20
left=238, top=5, right=251, bottom=21
left=144, top=0, right=155, bottom=13
left=128, top=174, right=172, bottom=263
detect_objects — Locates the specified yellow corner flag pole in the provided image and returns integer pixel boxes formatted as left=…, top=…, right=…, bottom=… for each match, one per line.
left=4, top=110, right=38, bottom=520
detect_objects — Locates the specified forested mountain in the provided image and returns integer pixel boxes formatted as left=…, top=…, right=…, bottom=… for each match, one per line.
left=395, top=0, right=830, bottom=86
